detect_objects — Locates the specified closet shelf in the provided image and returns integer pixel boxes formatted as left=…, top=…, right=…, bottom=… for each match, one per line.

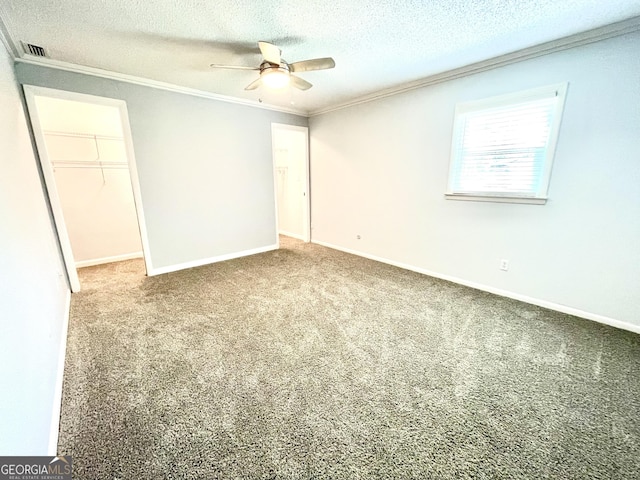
left=44, top=130, right=124, bottom=141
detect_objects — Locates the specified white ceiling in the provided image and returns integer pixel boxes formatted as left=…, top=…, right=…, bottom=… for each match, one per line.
left=1, top=1, right=640, bottom=114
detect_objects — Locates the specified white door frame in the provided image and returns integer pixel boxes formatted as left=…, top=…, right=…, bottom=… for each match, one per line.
left=23, top=85, right=152, bottom=292
left=271, top=123, right=311, bottom=243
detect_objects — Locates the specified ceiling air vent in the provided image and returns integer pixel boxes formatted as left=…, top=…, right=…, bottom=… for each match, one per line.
left=22, top=42, right=47, bottom=57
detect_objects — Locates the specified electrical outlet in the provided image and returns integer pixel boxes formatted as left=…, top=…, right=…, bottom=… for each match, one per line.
left=500, top=259, right=509, bottom=271
left=356, top=234, right=361, bottom=240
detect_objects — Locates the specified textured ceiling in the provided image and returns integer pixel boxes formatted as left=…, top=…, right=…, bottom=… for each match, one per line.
left=2, top=0, right=640, bottom=114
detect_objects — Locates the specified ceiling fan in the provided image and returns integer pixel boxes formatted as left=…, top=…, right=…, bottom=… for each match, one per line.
left=210, top=41, right=335, bottom=91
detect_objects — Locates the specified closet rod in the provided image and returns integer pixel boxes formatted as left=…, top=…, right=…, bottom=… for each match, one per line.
left=52, top=160, right=129, bottom=169
left=44, top=130, right=124, bottom=141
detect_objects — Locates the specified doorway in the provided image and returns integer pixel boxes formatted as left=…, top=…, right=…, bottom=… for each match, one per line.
left=271, top=123, right=310, bottom=242
left=23, top=86, right=151, bottom=292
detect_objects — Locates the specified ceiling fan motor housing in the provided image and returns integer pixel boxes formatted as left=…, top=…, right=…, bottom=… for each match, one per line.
left=259, top=61, right=290, bottom=73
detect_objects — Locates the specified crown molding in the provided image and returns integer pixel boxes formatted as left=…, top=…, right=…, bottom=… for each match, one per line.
left=2, top=3, right=306, bottom=115
left=4, top=12, right=639, bottom=118
left=13, top=56, right=307, bottom=116
left=0, top=9, right=19, bottom=59
left=309, top=16, right=640, bottom=117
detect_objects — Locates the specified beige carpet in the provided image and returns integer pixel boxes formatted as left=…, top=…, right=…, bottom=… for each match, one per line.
left=58, top=237, right=640, bottom=479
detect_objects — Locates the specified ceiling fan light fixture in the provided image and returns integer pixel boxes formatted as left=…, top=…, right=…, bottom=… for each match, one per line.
left=261, top=68, right=290, bottom=89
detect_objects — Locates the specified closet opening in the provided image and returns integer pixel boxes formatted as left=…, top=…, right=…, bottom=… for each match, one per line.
left=23, top=86, right=151, bottom=292
left=271, top=123, right=310, bottom=243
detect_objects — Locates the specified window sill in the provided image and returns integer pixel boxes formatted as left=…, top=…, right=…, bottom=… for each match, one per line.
left=444, top=194, right=547, bottom=205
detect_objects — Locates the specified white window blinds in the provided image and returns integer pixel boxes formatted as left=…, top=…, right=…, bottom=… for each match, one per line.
left=447, top=83, right=568, bottom=203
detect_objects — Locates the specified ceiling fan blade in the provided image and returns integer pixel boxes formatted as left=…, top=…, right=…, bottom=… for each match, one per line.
left=258, top=41, right=281, bottom=65
left=289, top=57, right=335, bottom=73
left=210, top=64, right=259, bottom=70
left=290, top=75, right=312, bottom=91
left=245, top=78, right=262, bottom=91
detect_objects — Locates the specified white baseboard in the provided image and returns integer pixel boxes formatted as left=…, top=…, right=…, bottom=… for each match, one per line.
left=48, top=289, right=71, bottom=455
left=148, top=244, right=279, bottom=276
left=75, top=251, right=143, bottom=268
left=312, top=239, right=640, bottom=335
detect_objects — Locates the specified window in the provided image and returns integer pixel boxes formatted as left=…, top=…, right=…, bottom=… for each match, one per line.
left=446, top=83, right=568, bottom=204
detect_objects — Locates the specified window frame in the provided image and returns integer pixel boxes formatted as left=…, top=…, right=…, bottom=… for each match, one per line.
left=445, top=83, right=568, bottom=205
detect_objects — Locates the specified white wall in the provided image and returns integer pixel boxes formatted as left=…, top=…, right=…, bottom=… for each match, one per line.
left=15, top=64, right=308, bottom=273
left=35, top=96, right=142, bottom=265
left=310, top=31, right=640, bottom=329
left=0, top=45, right=69, bottom=453
left=53, top=165, right=143, bottom=265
